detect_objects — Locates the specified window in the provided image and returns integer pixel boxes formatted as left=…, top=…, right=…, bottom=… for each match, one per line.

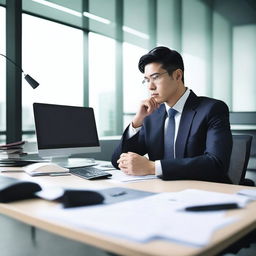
left=3, top=0, right=256, bottom=144
left=89, top=0, right=116, bottom=39
left=232, top=24, right=256, bottom=111
left=123, top=0, right=150, bottom=49
left=0, top=6, right=6, bottom=143
left=181, top=0, right=212, bottom=97
left=22, top=14, right=83, bottom=140
left=123, top=43, right=147, bottom=129
left=89, top=32, right=116, bottom=136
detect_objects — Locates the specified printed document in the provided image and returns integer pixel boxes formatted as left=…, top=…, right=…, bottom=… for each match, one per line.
left=42, top=189, right=250, bottom=247
left=107, top=169, right=157, bottom=182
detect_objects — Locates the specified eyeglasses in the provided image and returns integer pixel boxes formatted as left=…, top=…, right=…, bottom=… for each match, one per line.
left=142, top=71, right=168, bottom=85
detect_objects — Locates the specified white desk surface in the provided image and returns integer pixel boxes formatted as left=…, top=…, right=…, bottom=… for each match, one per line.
left=1, top=168, right=256, bottom=256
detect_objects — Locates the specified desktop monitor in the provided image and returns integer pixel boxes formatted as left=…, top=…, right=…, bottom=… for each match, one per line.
left=33, top=103, right=101, bottom=168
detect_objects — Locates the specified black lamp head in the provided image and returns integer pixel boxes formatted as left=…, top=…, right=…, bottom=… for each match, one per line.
left=1, top=53, right=40, bottom=89
left=24, top=74, right=39, bottom=89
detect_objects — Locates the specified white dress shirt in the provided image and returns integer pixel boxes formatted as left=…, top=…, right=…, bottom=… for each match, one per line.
left=127, top=88, right=191, bottom=176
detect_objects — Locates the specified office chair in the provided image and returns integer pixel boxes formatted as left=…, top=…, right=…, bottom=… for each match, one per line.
left=228, top=134, right=254, bottom=186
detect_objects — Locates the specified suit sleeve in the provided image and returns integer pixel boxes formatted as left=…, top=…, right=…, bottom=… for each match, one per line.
left=161, top=101, right=232, bottom=183
left=111, top=125, right=147, bottom=169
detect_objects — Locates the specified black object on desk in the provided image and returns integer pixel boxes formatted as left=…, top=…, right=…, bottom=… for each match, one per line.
left=70, top=166, right=112, bottom=180
left=56, top=187, right=155, bottom=208
left=185, top=203, right=239, bottom=212
left=58, top=189, right=104, bottom=208
left=0, top=176, right=42, bottom=202
left=0, top=159, right=39, bottom=167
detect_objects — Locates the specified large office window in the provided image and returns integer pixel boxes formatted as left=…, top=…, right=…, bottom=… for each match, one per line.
left=2, top=0, right=256, bottom=144
left=123, top=0, right=151, bottom=49
left=0, top=6, right=6, bottom=143
left=89, top=0, right=116, bottom=39
left=122, top=43, right=147, bottom=129
left=88, top=32, right=116, bottom=137
left=182, top=0, right=212, bottom=97
left=232, top=25, right=256, bottom=111
left=22, top=14, right=83, bottom=139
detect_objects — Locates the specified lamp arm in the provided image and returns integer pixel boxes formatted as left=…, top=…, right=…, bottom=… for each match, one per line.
left=0, top=53, right=39, bottom=89
left=0, top=53, right=24, bottom=73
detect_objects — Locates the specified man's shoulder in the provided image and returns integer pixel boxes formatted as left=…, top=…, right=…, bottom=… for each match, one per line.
left=188, top=91, right=229, bottom=111
left=197, top=96, right=228, bottom=109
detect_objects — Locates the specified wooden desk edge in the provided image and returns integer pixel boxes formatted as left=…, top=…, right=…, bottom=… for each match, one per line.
left=1, top=174, right=256, bottom=256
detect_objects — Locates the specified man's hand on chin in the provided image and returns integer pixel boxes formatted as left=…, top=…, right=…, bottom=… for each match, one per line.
left=117, top=152, right=155, bottom=176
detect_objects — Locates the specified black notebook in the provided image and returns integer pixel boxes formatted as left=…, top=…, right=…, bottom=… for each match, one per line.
left=0, top=176, right=42, bottom=203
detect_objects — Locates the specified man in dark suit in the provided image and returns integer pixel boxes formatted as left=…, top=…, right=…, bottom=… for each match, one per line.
left=112, top=46, right=232, bottom=183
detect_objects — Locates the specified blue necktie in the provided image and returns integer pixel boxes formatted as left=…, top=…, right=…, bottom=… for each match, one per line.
left=164, top=108, right=177, bottom=159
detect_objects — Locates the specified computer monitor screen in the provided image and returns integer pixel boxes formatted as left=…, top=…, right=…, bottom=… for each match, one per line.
left=33, top=103, right=100, bottom=167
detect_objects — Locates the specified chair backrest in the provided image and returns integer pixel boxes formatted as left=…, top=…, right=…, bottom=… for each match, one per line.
left=228, top=135, right=252, bottom=185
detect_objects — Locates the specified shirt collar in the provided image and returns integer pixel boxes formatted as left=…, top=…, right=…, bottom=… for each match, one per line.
left=164, top=88, right=190, bottom=115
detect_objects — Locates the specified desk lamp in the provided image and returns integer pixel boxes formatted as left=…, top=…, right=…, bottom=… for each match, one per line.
left=0, top=53, right=39, bottom=89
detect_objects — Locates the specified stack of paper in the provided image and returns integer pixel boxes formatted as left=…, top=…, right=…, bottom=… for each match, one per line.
left=42, top=189, right=250, bottom=247
left=0, top=141, right=27, bottom=160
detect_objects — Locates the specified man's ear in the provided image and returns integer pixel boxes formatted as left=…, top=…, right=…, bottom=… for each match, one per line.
left=175, top=69, right=183, bottom=81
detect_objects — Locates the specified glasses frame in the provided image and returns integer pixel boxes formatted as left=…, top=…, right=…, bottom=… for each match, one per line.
left=142, top=71, right=169, bottom=86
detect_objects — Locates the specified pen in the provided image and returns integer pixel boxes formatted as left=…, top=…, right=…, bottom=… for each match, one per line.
left=185, top=203, right=240, bottom=212
left=111, top=191, right=127, bottom=197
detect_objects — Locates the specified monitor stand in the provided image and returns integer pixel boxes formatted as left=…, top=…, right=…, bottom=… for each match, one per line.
left=48, top=156, right=96, bottom=168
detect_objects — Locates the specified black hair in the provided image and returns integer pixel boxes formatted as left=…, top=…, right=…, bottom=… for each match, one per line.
left=138, top=46, right=184, bottom=83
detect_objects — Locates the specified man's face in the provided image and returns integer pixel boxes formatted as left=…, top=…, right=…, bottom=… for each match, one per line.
left=144, top=62, right=180, bottom=105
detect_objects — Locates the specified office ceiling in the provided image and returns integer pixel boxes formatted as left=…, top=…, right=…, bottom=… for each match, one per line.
left=201, top=0, right=256, bottom=26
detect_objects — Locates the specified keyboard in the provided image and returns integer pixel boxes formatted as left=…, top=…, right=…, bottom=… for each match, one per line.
left=69, top=166, right=112, bottom=180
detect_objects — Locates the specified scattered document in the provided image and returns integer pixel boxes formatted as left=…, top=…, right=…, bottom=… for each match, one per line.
left=107, top=169, right=157, bottom=182
left=237, top=189, right=256, bottom=200
left=42, top=189, right=247, bottom=247
left=165, top=189, right=251, bottom=209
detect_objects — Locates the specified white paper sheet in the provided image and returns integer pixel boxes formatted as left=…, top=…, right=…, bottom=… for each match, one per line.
left=42, top=189, right=244, bottom=247
left=166, top=189, right=250, bottom=208
left=107, top=169, right=157, bottom=182
left=237, top=189, right=256, bottom=199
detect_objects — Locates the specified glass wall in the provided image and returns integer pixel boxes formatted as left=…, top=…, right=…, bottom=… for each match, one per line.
left=89, top=0, right=116, bottom=39
left=156, top=0, right=256, bottom=113
left=22, top=0, right=84, bottom=29
left=182, top=0, right=212, bottom=97
left=0, top=6, right=6, bottom=143
left=88, top=32, right=116, bottom=136
left=122, top=43, right=147, bottom=129
left=123, top=0, right=151, bottom=49
left=2, top=0, right=256, bottom=143
left=22, top=14, right=83, bottom=139
left=212, top=11, right=232, bottom=107
left=232, top=24, right=256, bottom=111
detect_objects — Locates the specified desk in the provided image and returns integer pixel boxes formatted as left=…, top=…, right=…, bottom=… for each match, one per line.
left=1, top=170, right=256, bottom=256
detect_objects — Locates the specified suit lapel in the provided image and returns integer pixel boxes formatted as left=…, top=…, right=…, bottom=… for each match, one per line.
left=175, top=91, right=199, bottom=158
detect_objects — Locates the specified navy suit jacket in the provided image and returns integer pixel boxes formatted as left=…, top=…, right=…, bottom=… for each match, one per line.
left=112, top=90, right=233, bottom=183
